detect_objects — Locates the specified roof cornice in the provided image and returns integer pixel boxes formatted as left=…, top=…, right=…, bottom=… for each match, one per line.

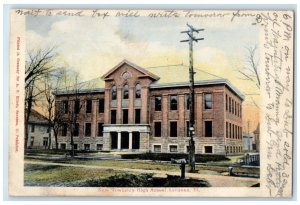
left=149, top=79, right=245, bottom=100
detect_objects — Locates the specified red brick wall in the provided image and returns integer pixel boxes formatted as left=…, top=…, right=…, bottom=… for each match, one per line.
left=103, top=64, right=154, bottom=125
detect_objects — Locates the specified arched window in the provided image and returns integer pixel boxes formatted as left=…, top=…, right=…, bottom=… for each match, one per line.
left=135, top=84, right=141, bottom=98
left=123, top=84, right=129, bottom=99
left=111, top=85, right=117, bottom=100
left=170, top=95, right=178, bottom=110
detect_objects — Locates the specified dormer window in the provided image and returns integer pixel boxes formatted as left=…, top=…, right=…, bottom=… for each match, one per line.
left=111, top=85, right=117, bottom=100
left=123, top=84, right=129, bottom=99
left=135, top=84, right=141, bottom=99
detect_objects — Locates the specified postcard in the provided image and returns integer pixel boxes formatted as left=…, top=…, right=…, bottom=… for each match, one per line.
left=8, top=8, right=294, bottom=197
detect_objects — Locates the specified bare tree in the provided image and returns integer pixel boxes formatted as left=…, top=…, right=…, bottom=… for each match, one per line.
left=25, top=47, right=56, bottom=151
left=42, top=69, right=65, bottom=150
left=57, top=69, right=94, bottom=157
left=237, top=45, right=260, bottom=108
left=238, top=45, right=260, bottom=89
left=25, top=47, right=56, bottom=88
left=52, top=104, right=64, bottom=150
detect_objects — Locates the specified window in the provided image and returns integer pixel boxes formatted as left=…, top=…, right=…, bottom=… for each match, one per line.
left=237, top=103, right=239, bottom=116
left=111, top=110, right=116, bottom=124
left=86, top=100, right=92, bottom=113
left=74, top=144, right=78, bottom=150
left=153, top=145, right=161, bottom=152
left=186, top=121, right=190, bottom=137
left=135, top=84, right=141, bottom=98
left=154, top=122, right=161, bottom=137
left=99, top=98, right=104, bottom=113
left=233, top=125, right=235, bottom=139
left=74, top=123, right=79, bottom=136
left=204, top=146, right=213, bottom=154
left=231, top=99, right=234, bottom=113
left=30, top=136, right=34, bottom=147
left=229, top=97, right=231, bottom=113
left=31, top=124, right=35, bottom=132
left=111, top=85, right=117, bottom=100
left=240, top=127, right=242, bottom=139
left=74, top=100, right=80, bottom=114
left=234, top=124, right=236, bottom=138
left=204, top=93, right=212, bottom=109
left=155, top=96, right=162, bottom=111
left=123, top=84, right=129, bottom=99
left=229, top=123, right=231, bottom=138
left=62, top=123, right=67, bottom=136
left=85, top=123, right=91, bottom=136
left=169, top=145, right=178, bottom=153
left=63, top=101, right=68, bottom=114
left=170, top=121, right=177, bottom=137
left=123, top=109, right=128, bottom=124
left=97, top=144, right=103, bottom=150
left=186, top=94, right=191, bottom=110
left=226, top=122, right=228, bottom=138
left=84, top=144, right=90, bottom=151
left=135, top=109, right=141, bottom=124
left=170, top=95, right=178, bottom=110
left=98, top=123, right=103, bottom=136
left=204, top=121, right=212, bottom=137
left=226, top=94, right=228, bottom=111
left=61, top=143, right=66, bottom=150
left=235, top=101, right=237, bottom=115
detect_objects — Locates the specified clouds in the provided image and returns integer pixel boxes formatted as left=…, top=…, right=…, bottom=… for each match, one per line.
left=26, top=14, right=260, bottom=95
left=27, top=13, right=262, bottom=132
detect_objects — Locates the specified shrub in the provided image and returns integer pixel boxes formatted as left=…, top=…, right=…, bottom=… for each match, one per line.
left=84, top=173, right=210, bottom=187
left=121, top=153, right=229, bottom=163
left=85, top=173, right=152, bottom=187
left=25, top=149, right=98, bottom=155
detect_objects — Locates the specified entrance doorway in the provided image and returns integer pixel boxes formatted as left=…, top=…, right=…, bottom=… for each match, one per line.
left=111, top=132, right=118, bottom=149
left=132, top=132, right=140, bottom=149
left=121, top=132, right=129, bottom=149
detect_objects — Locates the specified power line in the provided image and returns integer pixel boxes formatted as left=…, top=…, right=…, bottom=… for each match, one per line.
left=182, top=65, right=224, bottom=79
left=146, top=63, right=184, bottom=69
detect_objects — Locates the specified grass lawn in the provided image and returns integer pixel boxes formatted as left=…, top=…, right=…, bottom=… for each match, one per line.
left=24, top=164, right=124, bottom=183
left=204, top=155, right=244, bottom=166
left=24, top=163, right=210, bottom=187
left=196, top=165, right=259, bottom=175
left=25, top=156, right=259, bottom=175
left=25, top=158, right=181, bottom=172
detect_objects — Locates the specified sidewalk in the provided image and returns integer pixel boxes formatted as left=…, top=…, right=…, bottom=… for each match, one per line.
left=25, top=160, right=259, bottom=187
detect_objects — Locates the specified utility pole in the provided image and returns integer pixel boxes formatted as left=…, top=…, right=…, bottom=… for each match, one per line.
left=180, top=23, right=204, bottom=173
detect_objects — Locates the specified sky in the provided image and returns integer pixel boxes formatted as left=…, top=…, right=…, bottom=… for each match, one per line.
left=26, top=13, right=260, bottom=132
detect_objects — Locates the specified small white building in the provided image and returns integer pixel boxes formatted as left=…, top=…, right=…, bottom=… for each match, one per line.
left=27, top=109, right=53, bottom=149
left=242, top=132, right=254, bottom=152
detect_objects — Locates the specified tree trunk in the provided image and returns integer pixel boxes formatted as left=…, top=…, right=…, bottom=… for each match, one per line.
left=48, top=124, right=52, bottom=150
left=24, top=97, right=33, bottom=153
left=53, top=129, right=59, bottom=150
left=70, top=133, right=75, bottom=157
